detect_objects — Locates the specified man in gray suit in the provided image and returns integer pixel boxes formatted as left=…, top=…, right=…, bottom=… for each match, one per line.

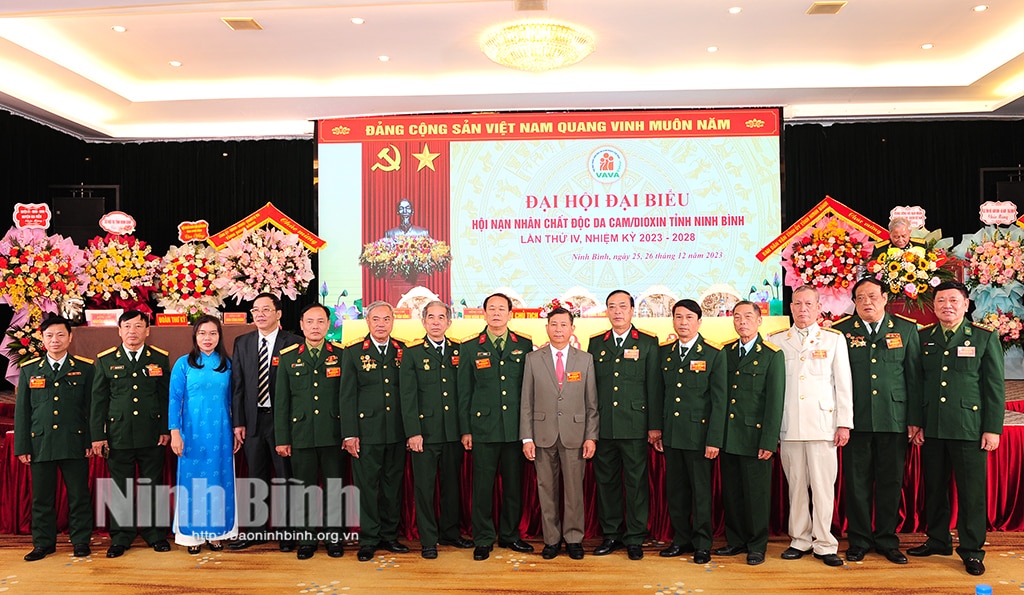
left=520, top=307, right=599, bottom=560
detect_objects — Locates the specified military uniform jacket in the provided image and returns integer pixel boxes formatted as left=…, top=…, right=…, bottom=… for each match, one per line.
left=768, top=324, right=854, bottom=441
left=400, top=336, right=461, bottom=443
left=914, top=322, right=1004, bottom=440
left=91, top=344, right=170, bottom=449
left=15, top=355, right=95, bottom=461
left=274, top=341, right=344, bottom=449
left=833, top=313, right=921, bottom=433
left=457, top=329, right=532, bottom=443
left=658, top=335, right=727, bottom=451
left=587, top=326, right=663, bottom=439
left=722, top=336, right=786, bottom=456
left=340, top=335, right=406, bottom=445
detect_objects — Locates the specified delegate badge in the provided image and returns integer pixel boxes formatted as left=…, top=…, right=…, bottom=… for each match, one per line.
left=476, top=358, right=491, bottom=370
left=690, top=360, right=707, bottom=372
left=957, top=346, right=976, bottom=358
left=623, top=348, right=640, bottom=360
left=326, top=367, right=341, bottom=378
left=29, top=376, right=46, bottom=389
left=271, top=356, right=280, bottom=367
left=812, top=350, right=828, bottom=359
left=566, top=371, right=582, bottom=382
left=145, top=364, right=163, bottom=377
left=885, top=333, right=903, bottom=349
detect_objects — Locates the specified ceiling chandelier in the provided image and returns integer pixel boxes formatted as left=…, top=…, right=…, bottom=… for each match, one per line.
left=480, top=20, right=596, bottom=72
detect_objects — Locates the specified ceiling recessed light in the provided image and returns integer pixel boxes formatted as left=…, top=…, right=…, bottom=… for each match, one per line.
left=973, top=4, right=988, bottom=11
left=728, top=7, right=742, bottom=14
left=169, top=60, right=182, bottom=67
left=707, top=46, right=719, bottom=53
left=921, top=43, right=933, bottom=50
left=378, top=55, right=390, bottom=62
left=111, top=25, right=126, bottom=33
left=351, top=17, right=365, bottom=25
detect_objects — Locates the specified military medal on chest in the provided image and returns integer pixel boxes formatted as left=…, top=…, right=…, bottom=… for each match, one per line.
left=361, top=354, right=378, bottom=371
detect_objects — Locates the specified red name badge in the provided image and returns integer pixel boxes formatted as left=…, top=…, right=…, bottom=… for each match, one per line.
left=885, top=333, right=903, bottom=349
left=326, top=367, right=341, bottom=378
left=812, top=350, right=828, bottom=359
left=146, top=364, right=163, bottom=377
left=476, top=358, right=491, bottom=370
left=451, top=355, right=460, bottom=366
left=567, top=371, right=582, bottom=382
left=623, top=348, right=640, bottom=360
left=958, top=346, right=976, bottom=357
left=690, top=360, right=707, bottom=372
left=272, top=356, right=280, bottom=367
left=29, top=376, right=46, bottom=389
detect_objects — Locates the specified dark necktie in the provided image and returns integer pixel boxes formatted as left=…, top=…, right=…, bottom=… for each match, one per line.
left=311, top=347, right=321, bottom=361
left=377, top=345, right=385, bottom=357
left=52, top=361, right=60, bottom=373
left=435, top=342, right=444, bottom=357
left=257, top=337, right=271, bottom=407
left=680, top=345, right=688, bottom=361
left=494, top=337, right=504, bottom=354
left=738, top=345, right=747, bottom=359
left=615, top=337, right=623, bottom=348
left=944, top=329, right=954, bottom=343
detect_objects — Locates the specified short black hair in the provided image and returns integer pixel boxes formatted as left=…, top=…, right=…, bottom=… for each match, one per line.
left=253, top=292, right=283, bottom=311
left=605, top=289, right=634, bottom=308
left=546, top=306, right=574, bottom=324
left=934, top=280, right=969, bottom=300
left=301, top=302, right=331, bottom=319
left=852, top=277, right=886, bottom=297
left=732, top=300, right=761, bottom=317
left=672, top=299, right=702, bottom=319
left=118, top=309, right=150, bottom=326
left=483, top=292, right=513, bottom=310
left=40, top=316, right=72, bottom=334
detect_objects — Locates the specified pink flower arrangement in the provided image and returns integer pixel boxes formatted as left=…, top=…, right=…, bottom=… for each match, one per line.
left=214, top=226, right=314, bottom=303
left=359, top=236, right=452, bottom=281
left=966, top=231, right=1024, bottom=287
left=157, top=242, right=225, bottom=317
left=980, top=310, right=1024, bottom=352
left=866, top=245, right=952, bottom=308
left=0, top=227, right=88, bottom=323
left=781, top=216, right=872, bottom=314
left=539, top=298, right=581, bottom=318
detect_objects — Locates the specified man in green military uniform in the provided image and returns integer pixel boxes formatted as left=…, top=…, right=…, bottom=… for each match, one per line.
left=15, top=316, right=95, bottom=561
left=714, top=300, right=785, bottom=566
left=457, top=292, right=534, bottom=561
left=655, top=299, right=727, bottom=565
left=341, top=301, right=411, bottom=562
left=587, top=289, right=662, bottom=560
left=91, top=310, right=172, bottom=557
left=400, top=300, right=474, bottom=559
left=275, top=303, right=345, bottom=560
left=907, top=280, right=1004, bottom=577
left=833, top=278, right=921, bottom=565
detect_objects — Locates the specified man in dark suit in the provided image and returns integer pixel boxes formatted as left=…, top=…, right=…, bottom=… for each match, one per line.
left=714, top=301, right=785, bottom=566
left=587, top=289, right=662, bottom=560
left=15, top=316, right=95, bottom=561
left=230, top=292, right=302, bottom=551
left=833, top=278, right=921, bottom=565
left=655, top=299, right=727, bottom=565
left=400, top=300, right=474, bottom=559
left=521, top=307, right=599, bottom=560
left=275, top=303, right=346, bottom=560
left=341, top=300, right=411, bottom=562
left=907, top=280, right=1004, bottom=576
left=91, top=310, right=172, bottom=557
left=457, top=292, right=534, bottom=561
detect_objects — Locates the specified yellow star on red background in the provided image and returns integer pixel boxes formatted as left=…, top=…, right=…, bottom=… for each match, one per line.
left=412, top=143, right=440, bottom=171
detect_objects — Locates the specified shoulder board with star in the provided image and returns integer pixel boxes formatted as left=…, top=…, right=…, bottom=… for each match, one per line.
left=971, top=321, right=995, bottom=332
left=890, top=313, right=916, bottom=324
left=330, top=341, right=345, bottom=350
left=832, top=315, right=853, bottom=326
left=390, top=338, right=407, bottom=349
left=821, top=326, right=842, bottom=335
left=20, top=356, right=42, bottom=368
left=702, top=339, right=723, bottom=351
left=74, top=355, right=94, bottom=365
left=659, top=338, right=676, bottom=347
left=510, top=331, right=531, bottom=342
left=406, top=337, right=425, bottom=348
left=635, top=328, right=656, bottom=340
left=340, top=336, right=364, bottom=350
left=920, top=323, right=937, bottom=332
left=761, top=340, right=781, bottom=352
left=279, top=343, right=300, bottom=354
left=96, top=346, right=118, bottom=358
left=591, top=329, right=611, bottom=340
left=150, top=345, right=169, bottom=356
left=766, top=330, right=785, bottom=342
left=722, top=337, right=740, bottom=347
left=463, top=331, right=485, bottom=344
left=874, top=239, right=891, bottom=249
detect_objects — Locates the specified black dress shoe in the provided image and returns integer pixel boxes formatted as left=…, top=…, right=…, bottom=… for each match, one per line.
left=357, top=545, right=376, bottom=562
left=780, top=546, right=812, bottom=560
left=593, top=538, right=624, bottom=556
left=24, top=545, right=56, bottom=562
left=106, top=544, right=130, bottom=558
left=693, top=550, right=711, bottom=564
left=713, top=544, right=747, bottom=556
left=567, top=543, right=584, bottom=560
left=746, top=551, right=765, bottom=565
left=659, top=543, right=694, bottom=557
left=907, top=544, right=952, bottom=557
left=878, top=548, right=908, bottom=564
left=279, top=540, right=296, bottom=553
left=541, top=543, right=560, bottom=560
left=207, top=542, right=224, bottom=552
left=152, top=540, right=171, bottom=552
left=845, top=546, right=867, bottom=562
left=380, top=540, right=410, bottom=553
left=814, top=553, right=844, bottom=567
left=473, top=545, right=492, bottom=561
left=499, top=539, right=535, bottom=553
left=627, top=544, right=644, bottom=560
left=296, top=544, right=317, bottom=560
left=438, top=537, right=474, bottom=549
left=421, top=546, right=438, bottom=559
left=326, top=542, right=344, bottom=558
left=964, top=557, right=985, bottom=576
left=187, top=546, right=202, bottom=555
left=73, top=543, right=91, bottom=557
left=228, top=539, right=266, bottom=551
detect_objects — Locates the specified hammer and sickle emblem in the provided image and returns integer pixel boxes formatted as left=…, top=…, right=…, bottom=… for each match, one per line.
left=371, top=145, right=402, bottom=172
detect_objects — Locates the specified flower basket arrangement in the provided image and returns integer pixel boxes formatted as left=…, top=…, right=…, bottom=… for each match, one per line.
left=83, top=233, right=161, bottom=314
left=780, top=216, right=873, bottom=315
left=358, top=236, right=452, bottom=281
left=157, top=242, right=225, bottom=320
left=866, top=242, right=954, bottom=310
left=980, top=310, right=1024, bottom=353
left=539, top=297, right=582, bottom=318
left=214, top=226, right=315, bottom=304
left=952, top=226, right=1024, bottom=323
left=3, top=309, right=44, bottom=368
left=0, top=227, right=88, bottom=323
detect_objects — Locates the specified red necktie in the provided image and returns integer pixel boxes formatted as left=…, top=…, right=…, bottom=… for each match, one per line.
left=556, top=351, right=565, bottom=388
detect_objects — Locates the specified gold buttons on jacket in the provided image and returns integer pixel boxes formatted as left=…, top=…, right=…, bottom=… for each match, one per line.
left=384, top=378, right=389, bottom=383
left=613, top=387, right=619, bottom=391
left=53, top=396, right=59, bottom=401
left=730, top=399, right=736, bottom=404
left=872, top=390, right=877, bottom=395
left=676, top=383, right=682, bottom=388
left=444, top=405, right=449, bottom=411
left=53, top=409, right=58, bottom=415
left=314, top=409, right=320, bottom=415
left=940, top=397, right=946, bottom=402
left=729, top=413, right=735, bottom=418
left=500, top=375, right=506, bottom=381
left=614, top=372, right=619, bottom=377
left=502, top=405, right=507, bottom=411
left=53, top=424, right=58, bottom=429
left=613, top=401, right=619, bottom=406
left=942, top=366, right=948, bottom=371
left=314, top=396, right=319, bottom=400
left=360, top=413, right=365, bottom=418
left=941, top=381, right=947, bottom=387
left=972, top=405, right=978, bottom=411
left=133, top=411, right=139, bottom=415
left=871, top=374, right=877, bottom=379
left=675, top=397, right=681, bottom=402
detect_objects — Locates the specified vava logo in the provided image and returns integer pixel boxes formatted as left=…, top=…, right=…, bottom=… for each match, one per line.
left=588, top=146, right=626, bottom=183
